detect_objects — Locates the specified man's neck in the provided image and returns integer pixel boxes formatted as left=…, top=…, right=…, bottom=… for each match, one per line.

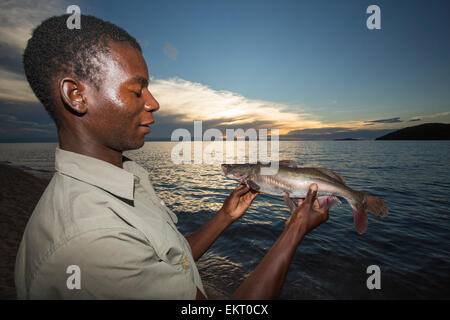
left=58, top=129, right=123, bottom=168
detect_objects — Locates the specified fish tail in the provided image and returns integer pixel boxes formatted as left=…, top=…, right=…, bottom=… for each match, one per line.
left=349, top=193, right=388, bottom=235
left=351, top=203, right=368, bottom=235
left=365, top=194, right=389, bottom=217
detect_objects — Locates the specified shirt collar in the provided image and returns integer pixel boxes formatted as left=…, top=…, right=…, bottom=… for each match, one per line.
left=55, top=147, right=135, bottom=200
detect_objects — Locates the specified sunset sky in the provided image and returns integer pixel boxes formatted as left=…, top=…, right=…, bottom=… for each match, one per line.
left=0, top=0, right=449, bottom=141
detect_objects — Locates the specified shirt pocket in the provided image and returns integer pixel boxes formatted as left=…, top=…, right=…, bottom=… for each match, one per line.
left=114, top=201, right=187, bottom=272
left=161, top=221, right=186, bottom=269
left=142, top=217, right=187, bottom=272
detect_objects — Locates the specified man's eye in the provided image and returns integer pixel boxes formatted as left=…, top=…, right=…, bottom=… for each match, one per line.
left=133, top=91, right=142, bottom=98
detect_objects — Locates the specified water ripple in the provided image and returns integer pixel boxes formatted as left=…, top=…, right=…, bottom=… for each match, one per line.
left=1, top=140, right=448, bottom=299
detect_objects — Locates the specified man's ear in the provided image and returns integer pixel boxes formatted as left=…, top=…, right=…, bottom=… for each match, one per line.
left=60, top=78, right=88, bottom=115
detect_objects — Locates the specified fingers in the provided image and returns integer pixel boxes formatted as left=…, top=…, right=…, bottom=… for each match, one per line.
left=322, top=209, right=329, bottom=222
left=232, top=183, right=260, bottom=202
left=244, top=187, right=259, bottom=203
left=316, top=208, right=329, bottom=224
left=313, top=199, right=320, bottom=211
left=304, top=183, right=318, bottom=209
left=233, top=183, right=250, bottom=196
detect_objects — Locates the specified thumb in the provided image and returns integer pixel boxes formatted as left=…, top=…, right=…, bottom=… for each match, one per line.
left=304, top=183, right=318, bottom=209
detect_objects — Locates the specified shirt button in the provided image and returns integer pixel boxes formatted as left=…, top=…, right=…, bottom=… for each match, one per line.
left=160, top=200, right=165, bottom=206
left=182, top=253, right=190, bottom=269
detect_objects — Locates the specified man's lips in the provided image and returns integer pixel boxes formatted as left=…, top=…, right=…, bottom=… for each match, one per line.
left=139, top=121, right=154, bottom=133
left=139, top=125, right=151, bottom=133
left=140, top=120, right=155, bottom=126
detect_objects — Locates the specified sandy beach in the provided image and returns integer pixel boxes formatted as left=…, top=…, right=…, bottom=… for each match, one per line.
left=0, top=164, right=49, bottom=299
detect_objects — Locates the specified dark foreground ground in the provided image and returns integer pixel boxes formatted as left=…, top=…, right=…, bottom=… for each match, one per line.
left=0, top=164, right=49, bottom=299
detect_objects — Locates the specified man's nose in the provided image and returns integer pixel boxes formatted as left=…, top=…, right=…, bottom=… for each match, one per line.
left=144, top=91, right=160, bottom=112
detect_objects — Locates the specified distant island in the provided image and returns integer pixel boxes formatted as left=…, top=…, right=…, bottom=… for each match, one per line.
left=376, top=123, right=450, bottom=140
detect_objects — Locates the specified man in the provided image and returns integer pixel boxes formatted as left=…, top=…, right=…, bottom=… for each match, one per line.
left=15, top=14, right=328, bottom=299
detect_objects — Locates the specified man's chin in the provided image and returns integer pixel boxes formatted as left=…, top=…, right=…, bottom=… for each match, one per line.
left=136, top=138, right=146, bottom=149
left=129, top=139, right=146, bottom=150
left=116, top=137, right=146, bottom=152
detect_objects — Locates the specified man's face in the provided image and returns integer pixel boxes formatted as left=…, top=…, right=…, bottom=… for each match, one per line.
left=83, top=41, right=159, bottom=151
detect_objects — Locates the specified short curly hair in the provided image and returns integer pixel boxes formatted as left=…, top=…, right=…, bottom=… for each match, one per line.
left=23, top=14, right=142, bottom=124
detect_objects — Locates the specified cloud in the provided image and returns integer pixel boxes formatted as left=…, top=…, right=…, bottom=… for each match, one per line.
left=285, top=127, right=394, bottom=140
left=410, top=111, right=450, bottom=121
left=429, top=111, right=450, bottom=118
left=0, top=0, right=67, bottom=102
left=149, top=77, right=327, bottom=135
left=0, top=113, right=54, bottom=128
left=407, top=111, right=450, bottom=124
left=0, top=0, right=65, bottom=64
left=364, top=117, right=402, bottom=124
left=163, top=42, right=179, bottom=60
left=0, top=68, right=37, bottom=102
left=0, top=113, right=56, bottom=138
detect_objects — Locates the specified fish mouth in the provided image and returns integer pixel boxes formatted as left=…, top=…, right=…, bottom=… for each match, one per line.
left=221, top=164, right=246, bottom=181
left=225, top=174, right=246, bottom=183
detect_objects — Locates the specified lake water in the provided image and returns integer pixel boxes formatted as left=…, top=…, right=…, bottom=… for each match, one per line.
left=0, top=141, right=449, bottom=299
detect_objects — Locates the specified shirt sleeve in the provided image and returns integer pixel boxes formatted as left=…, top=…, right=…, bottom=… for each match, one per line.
left=29, top=227, right=197, bottom=300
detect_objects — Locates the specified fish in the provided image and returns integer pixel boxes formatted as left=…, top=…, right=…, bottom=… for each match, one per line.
left=221, top=160, right=388, bottom=234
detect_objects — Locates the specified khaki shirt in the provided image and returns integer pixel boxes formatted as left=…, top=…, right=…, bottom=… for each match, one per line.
left=14, top=147, right=205, bottom=299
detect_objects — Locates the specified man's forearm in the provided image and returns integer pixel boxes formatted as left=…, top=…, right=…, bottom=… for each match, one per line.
left=231, top=224, right=305, bottom=300
left=185, top=209, right=234, bottom=261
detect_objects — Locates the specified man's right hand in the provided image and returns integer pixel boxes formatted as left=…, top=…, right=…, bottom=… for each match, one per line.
left=283, top=183, right=329, bottom=239
left=231, top=183, right=330, bottom=300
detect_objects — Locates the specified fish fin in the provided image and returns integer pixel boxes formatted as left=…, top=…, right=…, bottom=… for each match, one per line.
left=247, top=179, right=261, bottom=192
left=366, top=194, right=388, bottom=217
left=352, top=206, right=368, bottom=235
left=260, top=193, right=281, bottom=201
left=279, top=160, right=297, bottom=168
left=317, top=196, right=341, bottom=210
left=283, top=193, right=298, bottom=213
left=315, top=168, right=346, bottom=185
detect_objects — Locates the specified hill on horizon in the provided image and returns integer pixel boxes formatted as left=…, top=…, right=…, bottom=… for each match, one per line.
left=376, top=123, right=450, bottom=140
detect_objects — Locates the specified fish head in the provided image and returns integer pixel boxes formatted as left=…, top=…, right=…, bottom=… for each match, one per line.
left=221, top=163, right=255, bottom=183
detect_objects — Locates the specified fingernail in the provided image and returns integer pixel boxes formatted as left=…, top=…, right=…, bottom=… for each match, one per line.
left=311, top=184, right=318, bottom=196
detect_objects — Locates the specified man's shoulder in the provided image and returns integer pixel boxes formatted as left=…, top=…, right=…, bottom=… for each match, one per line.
left=19, top=171, right=140, bottom=269
left=32, top=171, right=129, bottom=228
